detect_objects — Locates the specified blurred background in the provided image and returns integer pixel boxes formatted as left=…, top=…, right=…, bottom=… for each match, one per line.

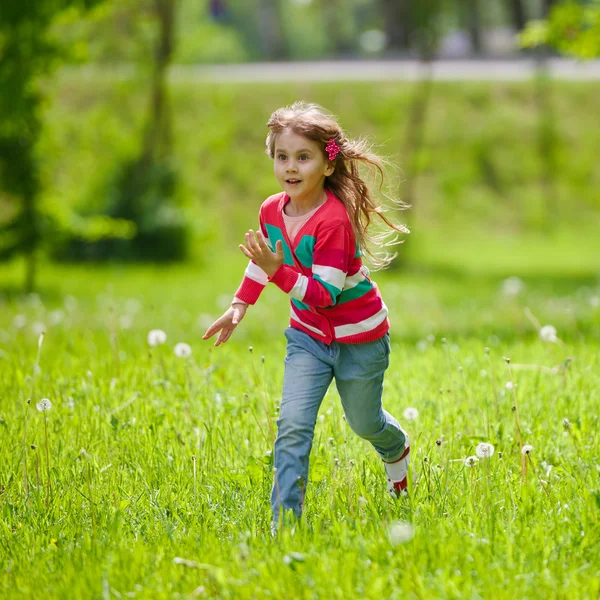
left=1, top=0, right=599, bottom=301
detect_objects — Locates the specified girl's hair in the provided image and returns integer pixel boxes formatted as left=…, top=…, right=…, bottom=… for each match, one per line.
left=265, top=101, right=409, bottom=270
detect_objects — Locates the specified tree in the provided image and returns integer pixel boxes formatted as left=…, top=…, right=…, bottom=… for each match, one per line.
left=55, top=0, right=190, bottom=263
left=521, top=1, right=600, bottom=59
left=0, top=0, right=132, bottom=292
left=521, top=1, right=600, bottom=229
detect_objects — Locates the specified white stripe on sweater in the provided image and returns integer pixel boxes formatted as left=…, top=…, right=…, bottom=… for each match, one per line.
left=244, top=261, right=269, bottom=285
left=290, top=306, right=326, bottom=336
left=333, top=304, right=388, bottom=338
left=342, top=265, right=369, bottom=290
left=289, top=274, right=309, bottom=301
left=312, top=264, right=346, bottom=291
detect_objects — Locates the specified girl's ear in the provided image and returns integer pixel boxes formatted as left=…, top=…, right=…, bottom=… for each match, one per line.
left=325, top=163, right=335, bottom=177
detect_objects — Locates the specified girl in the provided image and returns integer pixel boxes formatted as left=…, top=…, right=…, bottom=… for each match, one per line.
left=202, top=101, right=410, bottom=528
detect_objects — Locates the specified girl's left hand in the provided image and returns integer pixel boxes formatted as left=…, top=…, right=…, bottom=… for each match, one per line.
left=239, top=229, right=284, bottom=278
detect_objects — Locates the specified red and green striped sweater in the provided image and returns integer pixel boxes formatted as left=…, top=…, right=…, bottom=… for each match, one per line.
left=234, top=190, right=390, bottom=345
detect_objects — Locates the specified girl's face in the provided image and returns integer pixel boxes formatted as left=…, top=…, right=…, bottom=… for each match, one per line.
left=273, top=130, right=334, bottom=203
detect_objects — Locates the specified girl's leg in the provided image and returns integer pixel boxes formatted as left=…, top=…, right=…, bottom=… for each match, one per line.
left=333, top=333, right=408, bottom=462
left=271, top=328, right=334, bottom=525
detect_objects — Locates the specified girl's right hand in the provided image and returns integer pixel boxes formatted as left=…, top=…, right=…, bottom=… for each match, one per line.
left=202, top=303, right=248, bottom=346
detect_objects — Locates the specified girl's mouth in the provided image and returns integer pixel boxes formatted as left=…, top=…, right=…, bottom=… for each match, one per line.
left=286, top=179, right=301, bottom=185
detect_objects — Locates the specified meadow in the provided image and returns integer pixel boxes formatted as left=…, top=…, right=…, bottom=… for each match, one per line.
left=1, top=74, right=600, bottom=598
left=1, top=242, right=599, bottom=598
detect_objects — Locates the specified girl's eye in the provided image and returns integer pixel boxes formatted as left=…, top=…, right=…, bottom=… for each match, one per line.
left=299, top=155, right=309, bottom=160
left=277, top=154, right=286, bottom=160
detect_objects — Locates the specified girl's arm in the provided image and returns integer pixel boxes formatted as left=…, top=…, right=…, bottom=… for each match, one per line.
left=244, top=222, right=351, bottom=309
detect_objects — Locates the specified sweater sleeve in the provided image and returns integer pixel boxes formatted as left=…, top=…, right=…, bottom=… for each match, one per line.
left=269, top=223, right=351, bottom=308
left=233, top=211, right=271, bottom=305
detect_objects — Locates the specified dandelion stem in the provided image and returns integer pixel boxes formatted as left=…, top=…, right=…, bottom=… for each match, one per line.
left=505, top=360, right=525, bottom=483
left=24, top=332, right=45, bottom=503
left=87, top=462, right=97, bottom=540
left=43, top=413, right=51, bottom=509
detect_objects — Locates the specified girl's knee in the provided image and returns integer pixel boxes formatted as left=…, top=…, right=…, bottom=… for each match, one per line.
left=346, top=415, right=385, bottom=439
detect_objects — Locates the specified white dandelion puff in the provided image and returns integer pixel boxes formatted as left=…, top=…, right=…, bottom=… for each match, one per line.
left=521, top=444, right=534, bottom=455
left=505, top=381, right=515, bottom=390
left=174, top=343, right=192, bottom=358
left=388, top=521, right=415, bottom=545
left=475, top=442, right=495, bottom=458
left=403, top=407, right=419, bottom=420
left=36, top=398, right=52, bottom=412
left=48, top=310, right=64, bottom=325
left=13, top=314, right=27, bottom=329
left=147, top=329, right=167, bottom=346
left=562, top=418, right=571, bottom=430
left=500, top=276, right=524, bottom=297
left=464, top=456, right=479, bottom=467
left=31, top=322, right=46, bottom=337
left=539, top=325, right=557, bottom=343
left=119, top=315, right=133, bottom=330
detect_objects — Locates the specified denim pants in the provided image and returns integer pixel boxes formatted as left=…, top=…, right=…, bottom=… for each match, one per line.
left=271, top=327, right=408, bottom=523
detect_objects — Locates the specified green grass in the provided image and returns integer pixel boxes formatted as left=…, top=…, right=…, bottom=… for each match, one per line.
left=1, top=255, right=599, bottom=598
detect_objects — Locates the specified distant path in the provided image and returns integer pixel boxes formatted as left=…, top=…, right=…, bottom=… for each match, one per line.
left=169, top=59, right=600, bottom=82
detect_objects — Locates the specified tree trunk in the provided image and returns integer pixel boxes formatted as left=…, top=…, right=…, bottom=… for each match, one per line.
left=505, top=0, right=526, bottom=32
left=141, top=0, right=176, bottom=164
left=534, top=53, right=558, bottom=230
left=257, top=0, right=286, bottom=60
left=542, top=0, right=556, bottom=18
left=380, top=0, right=412, bottom=51
left=464, top=0, right=483, bottom=56
left=401, top=61, right=434, bottom=210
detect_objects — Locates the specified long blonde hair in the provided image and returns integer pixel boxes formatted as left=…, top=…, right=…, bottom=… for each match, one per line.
left=265, top=101, right=409, bottom=270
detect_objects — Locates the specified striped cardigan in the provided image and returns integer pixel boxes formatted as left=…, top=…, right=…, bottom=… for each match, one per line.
left=234, top=190, right=389, bottom=345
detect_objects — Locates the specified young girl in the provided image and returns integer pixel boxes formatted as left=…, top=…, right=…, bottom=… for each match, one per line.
left=202, top=101, right=410, bottom=528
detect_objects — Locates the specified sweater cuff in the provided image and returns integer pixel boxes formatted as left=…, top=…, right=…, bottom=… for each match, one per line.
left=269, top=265, right=299, bottom=294
left=234, top=278, right=264, bottom=305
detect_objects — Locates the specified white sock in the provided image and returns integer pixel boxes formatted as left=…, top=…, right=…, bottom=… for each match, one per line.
left=385, top=455, right=409, bottom=481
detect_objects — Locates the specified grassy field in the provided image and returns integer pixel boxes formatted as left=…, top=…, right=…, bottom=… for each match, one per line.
left=1, top=246, right=599, bottom=598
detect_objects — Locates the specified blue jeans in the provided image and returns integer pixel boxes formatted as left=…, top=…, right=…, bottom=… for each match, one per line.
left=271, top=327, right=408, bottom=523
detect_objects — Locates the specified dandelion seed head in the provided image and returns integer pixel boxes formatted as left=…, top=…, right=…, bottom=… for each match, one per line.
left=119, top=315, right=133, bottom=330
left=464, top=456, right=479, bottom=467
left=36, top=398, right=52, bottom=412
left=505, top=381, right=515, bottom=390
left=501, top=276, right=524, bottom=297
left=416, top=340, right=428, bottom=352
left=476, top=442, right=495, bottom=458
left=403, top=407, right=419, bottom=420
left=13, top=314, right=27, bottom=329
left=521, top=444, right=534, bottom=455
left=31, top=322, right=46, bottom=337
left=147, top=329, right=167, bottom=346
left=539, top=325, right=558, bottom=343
left=388, top=521, right=415, bottom=545
left=562, top=418, right=571, bottom=430
left=174, top=342, right=192, bottom=358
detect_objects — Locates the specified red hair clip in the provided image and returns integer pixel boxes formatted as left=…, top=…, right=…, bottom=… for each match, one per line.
left=325, top=138, right=340, bottom=161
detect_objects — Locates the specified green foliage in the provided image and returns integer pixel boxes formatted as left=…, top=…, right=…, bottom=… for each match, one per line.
left=0, top=0, right=134, bottom=285
left=42, top=75, right=600, bottom=262
left=54, top=157, right=189, bottom=262
left=521, top=1, right=600, bottom=59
